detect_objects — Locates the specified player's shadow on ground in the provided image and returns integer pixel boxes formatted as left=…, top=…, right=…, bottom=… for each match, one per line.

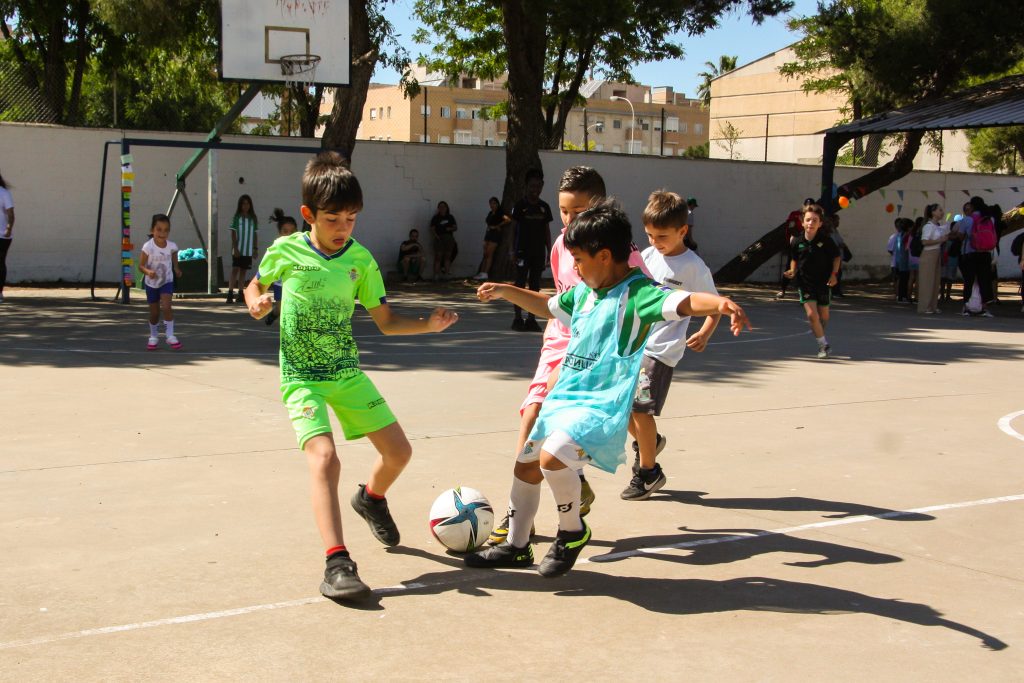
left=586, top=526, right=902, bottom=569
left=654, top=491, right=936, bottom=522
left=388, top=567, right=1007, bottom=651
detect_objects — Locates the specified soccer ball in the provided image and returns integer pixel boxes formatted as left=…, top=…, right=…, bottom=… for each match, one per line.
left=428, top=487, right=494, bottom=552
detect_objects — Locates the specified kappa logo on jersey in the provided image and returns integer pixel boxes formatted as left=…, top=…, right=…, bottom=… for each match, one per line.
left=300, top=405, right=318, bottom=420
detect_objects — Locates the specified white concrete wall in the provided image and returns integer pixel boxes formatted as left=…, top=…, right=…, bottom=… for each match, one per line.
left=2, top=122, right=1021, bottom=284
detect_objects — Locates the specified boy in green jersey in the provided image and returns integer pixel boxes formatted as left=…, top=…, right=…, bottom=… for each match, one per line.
left=245, top=151, right=458, bottom=602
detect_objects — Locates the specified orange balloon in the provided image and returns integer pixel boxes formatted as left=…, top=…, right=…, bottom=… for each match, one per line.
left=838, top=196, right=850, bottom=208
left=885, top=203, right=895, bottom=213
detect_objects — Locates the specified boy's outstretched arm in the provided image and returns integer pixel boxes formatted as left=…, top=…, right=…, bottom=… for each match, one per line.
left=368, top=303, right=458, bottom=335
left=244, top=277, right=274, bottom=319
left=678, top=292, right=750, bottom=336
left=476, top=282, right=552, bottom=319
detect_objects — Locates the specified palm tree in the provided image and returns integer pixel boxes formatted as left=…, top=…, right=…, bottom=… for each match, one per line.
left=696, top=55, right=738, bottom=107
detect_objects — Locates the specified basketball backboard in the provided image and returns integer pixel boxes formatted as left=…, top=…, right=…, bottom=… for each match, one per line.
left=220, top=0, right=350, bottom=87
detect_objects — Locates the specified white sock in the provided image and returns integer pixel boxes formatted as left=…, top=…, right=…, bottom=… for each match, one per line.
left=165, top=320, right=175, bottom=337
left=541, top=465, right=583, bottom=533
left=149, top=323, right=159, bottom=337
left=506, top=476, right=541, bottom=547
left=816, top=335, right=828, bottom=347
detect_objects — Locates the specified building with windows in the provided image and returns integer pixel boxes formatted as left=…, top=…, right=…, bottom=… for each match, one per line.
left=340, top=66, right=709, bottom=154
left=708, top=45, right=972, bottom=170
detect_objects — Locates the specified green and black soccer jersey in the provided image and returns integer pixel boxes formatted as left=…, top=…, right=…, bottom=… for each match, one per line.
left=257, top=233, right=387, bottom=384
left=790, top=232, right=840, bottom=291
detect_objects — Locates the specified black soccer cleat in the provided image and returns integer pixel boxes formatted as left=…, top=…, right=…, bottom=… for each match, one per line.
left=464, top=541, right=535, bottom=569
left=320, top=552, right=372, bottom=601
left=620, top=464, right=668, bottom=501
left=537, top=523, right=591, bottom=578
left=350, top=484, right=400, bottom=546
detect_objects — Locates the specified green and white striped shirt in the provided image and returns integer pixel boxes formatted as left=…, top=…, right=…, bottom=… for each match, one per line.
left=231, top=214, right=258, bottom=257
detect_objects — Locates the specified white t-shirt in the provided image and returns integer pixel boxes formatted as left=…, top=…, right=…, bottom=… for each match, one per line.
left=141, top=238, right=178, bottom=288
left=0, top=187, right=13, bottom=238
left=921, top=221, right=947, bottom=251
left=641, top=246, right=718, bottom=367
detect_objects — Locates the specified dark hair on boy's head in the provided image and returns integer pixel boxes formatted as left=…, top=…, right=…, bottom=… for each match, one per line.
left=563, top=198, right=632, bottom=262
left=235, top=194, right=254, bottom=216
left=150, top=213, right=170, bottom=229
left=924, top=203, right=940, bottom=219
left=803, top=203, right=830, bottom=235
left=269, top=207, right=297, bottom=230
left=642, top=190, right=689, bottom=229
left=302, top=151, right=363, bottom=214
left=969, top=195, right=986, bottom=213
left=525, top=168, right=544, bottom=184
left=558, top=166, right=606, bottom=198
left=489, top=196, right=501, bottom=205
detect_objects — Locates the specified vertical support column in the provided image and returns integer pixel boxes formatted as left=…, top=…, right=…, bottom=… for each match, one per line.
left=207, top=150, right=218, bottom=295
left=119, top=139, right=134, bottom=304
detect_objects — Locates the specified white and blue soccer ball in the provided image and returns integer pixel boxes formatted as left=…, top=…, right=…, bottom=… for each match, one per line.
left=429, top=487, right=494, bottom=552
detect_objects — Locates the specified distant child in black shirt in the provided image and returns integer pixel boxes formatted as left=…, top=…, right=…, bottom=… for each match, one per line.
left=399, top=228, right=424, bottom=282
left=509, top=168, right=553, bottom=331
left=783, top=204, right=841, bottom=359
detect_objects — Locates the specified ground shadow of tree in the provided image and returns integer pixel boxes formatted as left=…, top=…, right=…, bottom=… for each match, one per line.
left=380, top=554, right=1007, bottom=650
left=652, top=490, right=935, bottom=521
left=586, top=526, right=903, bottom=568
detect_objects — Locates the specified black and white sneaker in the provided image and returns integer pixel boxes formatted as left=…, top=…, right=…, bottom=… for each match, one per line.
left=350, top=484, right=400, bottom=546
left=464, top=541, right=534, bottom=568
left=320, top=552, right=372, bottom=601
left=631, top=433, right=668, bottom=474
left=816, top=344, right=831, bottom=359
left=538, top=523, right=591, bottom=577
left=620, top=464, right=667, bottom=501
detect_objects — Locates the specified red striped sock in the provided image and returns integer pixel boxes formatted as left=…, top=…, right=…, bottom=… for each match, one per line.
left=325, top=544, right=347, bottom=556
left=364, top=485, right=385, bottom=500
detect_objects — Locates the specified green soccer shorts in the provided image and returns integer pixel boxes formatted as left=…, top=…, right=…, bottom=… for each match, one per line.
left=281, top=373, right=397, bottom=448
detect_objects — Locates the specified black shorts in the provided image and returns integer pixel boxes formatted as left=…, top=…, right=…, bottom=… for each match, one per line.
left=631, top=355, right=675, bottom=416
left=798, top=285, right=831, bottom=307
left=484, top=228, right=502, bottom=244
left=232, top=255, right=253, bottom=270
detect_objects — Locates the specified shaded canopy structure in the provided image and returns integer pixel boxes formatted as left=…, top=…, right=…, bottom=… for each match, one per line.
left=715, top=74, right=1024, bottom=283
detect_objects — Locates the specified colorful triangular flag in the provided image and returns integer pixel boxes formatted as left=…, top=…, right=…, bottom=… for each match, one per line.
left=921, top=190, right=929, bottom=199
left=880, top=189, right=887, bottom=199
left=897, top=190, right=904, bottom=201
left=938, top=190, right=946, bottom=199
left=963, top=190, right=970, bottom=196
left=896, top=204, right=903, bottom=215
left=1011, top=186, right=1019, bottom=193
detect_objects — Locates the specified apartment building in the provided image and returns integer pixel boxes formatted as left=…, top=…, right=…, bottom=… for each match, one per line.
left=342, top=67, right=709, bottom=155
left=708, top=45, right=972, bottom=170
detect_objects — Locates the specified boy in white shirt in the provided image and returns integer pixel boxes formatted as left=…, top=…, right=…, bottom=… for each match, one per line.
left=623, top=191, right=721, bottom=500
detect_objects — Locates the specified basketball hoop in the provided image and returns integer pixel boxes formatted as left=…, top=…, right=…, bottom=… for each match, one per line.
left=280, top=53, right=321, bottom=91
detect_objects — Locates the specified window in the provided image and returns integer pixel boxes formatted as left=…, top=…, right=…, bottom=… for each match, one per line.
left=695, top=123, right=703, bottom=135
left=628, top=140, right=642, bottom=154
left=440, top=106, right=451, bottom=118
left=455, top=130, right=472, bottom=144
left=462, top=77, right=478, bottom=89
left=386, top=136, right=391, bottom=141
left=378, top=107, right=384, bottom=119
left=472, top=136, right=481, bottom=145
left=665, top=116, right=679, bottom=133
left=612, top=89, right=626, bottom=98
left=484, top=138, right=495, bottom=146
left=612, top=144, right=622, bottom=153
left=613, top=119, right=622, bottom=129
left=386, top=106, right=391, bottom=118
left=471, top=109, right=481, bottom=119
left=595, top=144, right=604, bottom=152
left=679, top=122, right=687, bottom=133
left=439, top=135, right=451, bottom=144
left=456, top=108, right=468, bottom=119
left=369, top=108, right=377, bottom=120
left=420, top=105, right=431, bottom=116
left=418, top=134, right=430, bottom=143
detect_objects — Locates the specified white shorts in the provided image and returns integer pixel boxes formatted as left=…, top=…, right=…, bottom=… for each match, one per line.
left=516, top=430, right=590, bottom=471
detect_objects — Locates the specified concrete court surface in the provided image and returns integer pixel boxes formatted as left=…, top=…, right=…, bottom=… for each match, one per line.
left=1, top=282, right=1023, bottom=681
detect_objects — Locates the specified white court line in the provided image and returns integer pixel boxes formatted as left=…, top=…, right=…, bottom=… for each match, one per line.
left=997, top=410, right=1024, bottom=443
left=2, top=491, right=1022, bottom=651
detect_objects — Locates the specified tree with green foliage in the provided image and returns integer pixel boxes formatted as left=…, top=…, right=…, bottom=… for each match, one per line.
left=682, top=141, right=709, bottom=159
left=412, top=0, right=791, bottom=212
left=716, top=0, right=1024, bottom=282
left=967, top=126, right=1024, bottom=174
left=696, top=54, right=737, bottom=106
left=320, top=1, right=409, bottom=157
left=715, top=121, right=743, bottom=159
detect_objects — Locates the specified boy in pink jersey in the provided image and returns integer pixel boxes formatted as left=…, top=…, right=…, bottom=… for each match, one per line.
left=488, top=166, right=647, bottom=545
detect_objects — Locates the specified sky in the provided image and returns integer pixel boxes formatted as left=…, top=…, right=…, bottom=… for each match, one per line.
left=373, top=0, right=822, bottom=98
